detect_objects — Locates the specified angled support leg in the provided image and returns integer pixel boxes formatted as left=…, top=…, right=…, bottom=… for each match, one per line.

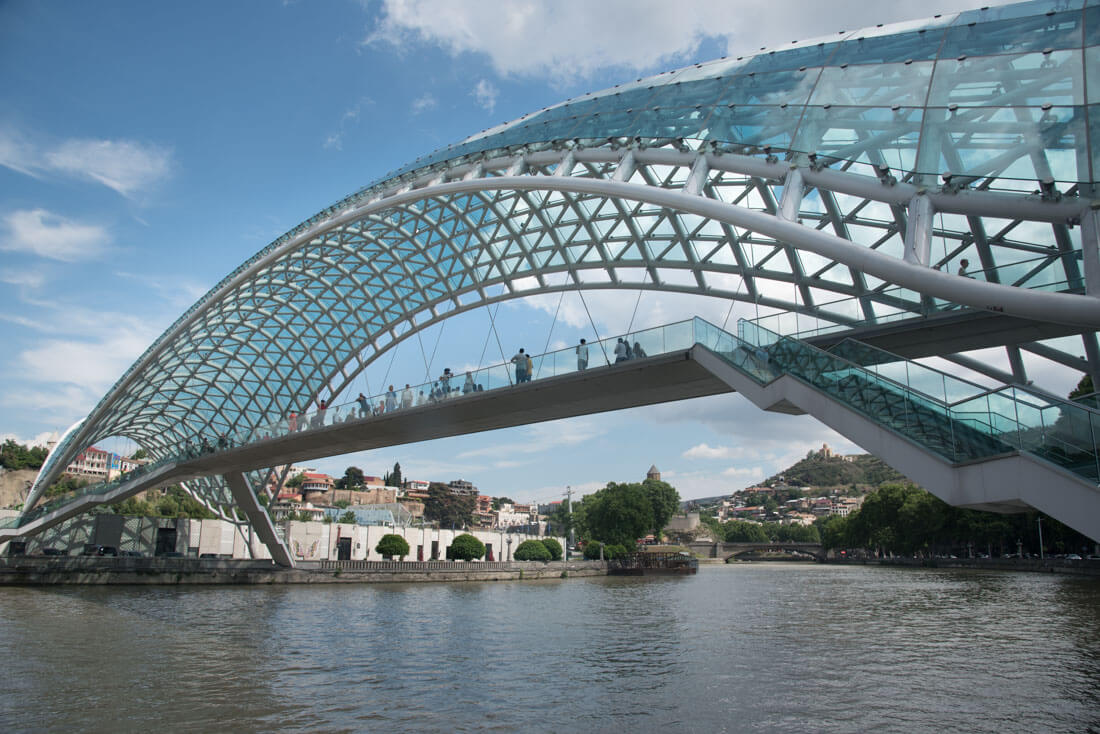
left=224, top=472, right=294, bottom=568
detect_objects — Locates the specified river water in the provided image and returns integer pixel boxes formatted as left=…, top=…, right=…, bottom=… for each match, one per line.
left=1, top=564, right=1098, bottom=733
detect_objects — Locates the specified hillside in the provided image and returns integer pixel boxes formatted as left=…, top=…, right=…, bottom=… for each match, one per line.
left=0, top=469, right=36, bottom=509
left=764, top=453, right=906, bottom=491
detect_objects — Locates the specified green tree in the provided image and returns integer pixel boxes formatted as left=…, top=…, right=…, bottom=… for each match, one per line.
left=0, top=440, right=49, bottom=471
left=335, top=466, right=364, bottom=490
left=130, top=448, right=149, bottom=460
left=285, top=472, right=306, bottom=489
left=338, top=510, right=357, bottom=524
left=382, top=462, right=403, bottom=488
left=447, top=533, right=485, bottom=561
left=424, top=482, right=475, bottom=527
left=375, top=533, right=410, bottom=560
left=540, top=537, right=563, bottom=561
left=583, top=482, right=651, bottom=547
left=642, top=478, right=680, bottom=538
left=603, top=544, right=629, bottom=559
left=817, top=514, right=850, bottom=550
left=723, top=519, right=768, bottom=543
left=514, top=539, right=551, bottom=561
left=1069, top=374, right=1094, bottom=400
left=491, top=496, right=515, bottom=511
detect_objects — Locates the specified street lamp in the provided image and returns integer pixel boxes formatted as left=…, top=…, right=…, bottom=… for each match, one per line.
left=506, top=534, right=513, bottom=562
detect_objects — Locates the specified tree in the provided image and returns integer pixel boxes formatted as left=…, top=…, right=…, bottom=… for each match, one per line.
left=423, top=482, right=475, bottom=527
left=376, top=533, right=410, bottom=560
left=1069, top=374, right=1094, bottom=400
left=540, top=537, right=563, bottom=561
left=603, top=544, right=629, bottom=559
left=382, top=462, right=403, bottom=488
left=514, top=539, right=551, bottom=561
left=447, top=533, right=485, bottom=561
left=642, top=478, right=680, bottom=537
left=335, top=466, right=364, bottom=491
left=583, top=541, right=605, bottom=560
left=723, top=519, right=768, bottom=543
left=333, top=499, right=351, bottom=509
left=0, top=440, right=49, bottom=471
left=285, top=472, right=306, bottom=489
left=338, top=510, right=357, bottom=524
left=130, top=448, right=149, bottom=460
left=583, top=482, right=652, bottom=547
left=491, top=496, right=515, bottom=511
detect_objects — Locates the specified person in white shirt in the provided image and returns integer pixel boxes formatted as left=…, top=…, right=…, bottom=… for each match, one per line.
left=576, top=338, right=589, bottom=370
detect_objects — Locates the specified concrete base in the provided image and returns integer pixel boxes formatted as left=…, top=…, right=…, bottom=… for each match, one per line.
left=0, top=557, right=607, bottom=585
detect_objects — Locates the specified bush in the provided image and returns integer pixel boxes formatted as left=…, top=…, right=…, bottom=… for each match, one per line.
left=375, top=533, right=410, bottom=560
left=514, top=539, right=551, bottom=561
left=447, top=533, right=485, bottom=561
left=582, top=541, right=604, bottom=560
left=540, top=537, right=563, bottom=561
left=604, top=544, right=629, bottom=559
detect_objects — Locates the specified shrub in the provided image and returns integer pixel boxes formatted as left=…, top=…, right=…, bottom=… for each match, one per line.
left=604, top=544, right=629, bottom=559
left=582, top=541, right=604, bottom=560
left=447, top=533, right=485, bottom=561
left=540, top=538, right=563, bottom=561
left=375, top=533, right=410, bottom=560
left=514, top=539, right=551, bottom=561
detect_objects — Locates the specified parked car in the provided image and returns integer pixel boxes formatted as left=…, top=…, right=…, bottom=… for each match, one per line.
left=1065, top=554, right=1082, bottom=560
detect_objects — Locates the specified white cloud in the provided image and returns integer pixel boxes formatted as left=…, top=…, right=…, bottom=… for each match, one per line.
left=366, top=0, right=998, bottom=83
left=472, top=79, right=498, bottom=113
left=411, top=93, right=438, bottom=114
left=1, top=209, right=111, bottom=262
left=0, top=129, right=172, bottom=199
left=683, top=442, right=742, bottom=460
left=457, top=417, right=604, bottom=459
left=0, top=431, right=58, bottom=448
left=0, top=269, right=47, bottom=289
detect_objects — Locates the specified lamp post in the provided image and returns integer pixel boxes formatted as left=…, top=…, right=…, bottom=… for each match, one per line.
left=506, top=534, right=513, bottom=562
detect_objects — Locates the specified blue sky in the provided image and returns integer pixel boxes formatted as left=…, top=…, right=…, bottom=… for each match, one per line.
left=0, top=0, right=999, bottom=503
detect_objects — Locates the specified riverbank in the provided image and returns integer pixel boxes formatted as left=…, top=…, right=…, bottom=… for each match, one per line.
left=0, top=556, right=608, bottom=585
left=826, top=555, right=1100, bottom=577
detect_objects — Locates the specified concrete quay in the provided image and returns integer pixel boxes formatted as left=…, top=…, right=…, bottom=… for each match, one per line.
left=0, top=556, right=608, bottom=585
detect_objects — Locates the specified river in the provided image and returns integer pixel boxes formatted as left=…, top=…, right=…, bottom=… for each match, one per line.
left=1, top=564, right=1097, bottom=733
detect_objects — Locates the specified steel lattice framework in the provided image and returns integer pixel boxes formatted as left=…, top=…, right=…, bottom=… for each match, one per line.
left=26, top=0, right=1100, bottom=518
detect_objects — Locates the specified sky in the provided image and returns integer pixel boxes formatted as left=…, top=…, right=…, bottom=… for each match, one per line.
left=0, top=0, right=1005, bottom=504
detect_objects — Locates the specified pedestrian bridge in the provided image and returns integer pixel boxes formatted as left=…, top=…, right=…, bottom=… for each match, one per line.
left=6, top=316, right=1100, bottom=564
left=10, top=2, right=1100, bottom=567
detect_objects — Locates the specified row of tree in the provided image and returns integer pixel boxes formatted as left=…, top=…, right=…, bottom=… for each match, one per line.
left=0, top=440, right=48, bottom=471
left=548, top=478, right=681, bottom=547
left=817, top=482, right=1094, bottom=557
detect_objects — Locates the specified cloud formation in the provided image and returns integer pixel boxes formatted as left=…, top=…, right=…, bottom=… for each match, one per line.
left=1, top=209, right=111, bottom=262
left=367, top=0, right=997, bottom=83
left=472, top=79, right=498, bottom=112
left=0, top=129, right=172, bottom=199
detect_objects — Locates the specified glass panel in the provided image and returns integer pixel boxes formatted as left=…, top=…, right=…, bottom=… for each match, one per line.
left=1089, top=47, right=1100, bottom=104
left=916, top=105, right=1089, bottom=183
left=1088, top=4, right=1100, bottom=47
left=928, top=51, right=1084, bottom=107
left=739, top=42, right=839, bottom=74
left=793, top=106, right=923, bottom=164
left=809, top=62, right=933, bottom=107
left=942, top=7, right=1086, bottom=57
left=704, top=104, right=800, bottom=149
left=721, top=69, right=818, bottom=106
left=830, top=29, right=947, bottom=65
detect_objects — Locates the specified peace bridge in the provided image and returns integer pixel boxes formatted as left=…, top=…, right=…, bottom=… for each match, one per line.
left=6, top=0, right=1100, bottom=565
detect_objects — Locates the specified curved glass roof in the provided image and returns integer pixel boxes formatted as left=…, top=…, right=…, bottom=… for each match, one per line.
left=381, top=0, right=1100, bottom=188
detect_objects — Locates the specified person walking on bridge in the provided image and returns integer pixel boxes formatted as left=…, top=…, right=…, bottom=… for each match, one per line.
left=401, top=383, right=414, bottom=409
left=576, top=338, right=588, bottom=371
left=385, top=385, right=398, bottom=412
left=356, top=393, right=369, bottom=418
left=614, top=338, right=628, bottom=363
left=512, top=348, right=528, bottom=383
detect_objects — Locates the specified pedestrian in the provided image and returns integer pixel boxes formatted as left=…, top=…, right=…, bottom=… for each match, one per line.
left=386, top=385, right=398, bottom=412
left=463, top=371, right=475, bottom=394
left=576, top=338, right=589, bottom=370
left=402, top=383, right=414, bottom=408
left=633, top=341, right=647, bottom=359
left=317, top=398, right=328, bottom=425
left=440, top=369, right=452, bottom=395
left=614, top=338, right=628, bottom=363
left=288, top=411, right=298, bottom=432
left=624, top=341, right=634, bottom=360
left=958, top=258, right=970, bottom=277
left=417, top=390, right=426, bottom=406
left=356, top=393, right=369, bottom=418
left=525, top=352, right=534, bottom=382
left=512, top=348, right=528, bottom=383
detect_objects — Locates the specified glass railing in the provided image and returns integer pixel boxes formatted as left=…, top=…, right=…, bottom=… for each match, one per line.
left=746, top=252, right=1083, bottom=341
left=731, top=319, right=1100, bottom=483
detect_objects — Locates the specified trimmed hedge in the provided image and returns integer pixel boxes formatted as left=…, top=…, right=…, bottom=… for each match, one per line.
left=513, top=539, right=552, bottom=561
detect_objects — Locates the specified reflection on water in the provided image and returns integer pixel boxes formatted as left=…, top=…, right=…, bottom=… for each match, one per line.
left=1, top=565, right=1098, bottom=733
